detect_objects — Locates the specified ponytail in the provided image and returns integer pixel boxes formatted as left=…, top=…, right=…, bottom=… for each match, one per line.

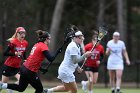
left=36, top=30, right=50, bottom=42
left=7, top=33, right=17, bottom=42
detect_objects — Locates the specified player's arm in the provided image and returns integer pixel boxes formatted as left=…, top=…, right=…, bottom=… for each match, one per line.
left=71, top=55, right=86, bottom=64
left=43, top=48, right=62, bottom=62
left=105, top=42, right=111, bottom=56
left=23, top=52, right=26, bottom=60
left=4, top=46, right=15, bottom=56
left=122, top=49, right=130, bottom=65
left=106, top=47, right=111, bottom=56
left=72, top=51, right=91, bottom=64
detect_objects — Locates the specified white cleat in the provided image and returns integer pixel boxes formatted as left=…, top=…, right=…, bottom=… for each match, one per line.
left=43, top=89, right=48, bottom=93
left=43, top=89, right=52, bottom=93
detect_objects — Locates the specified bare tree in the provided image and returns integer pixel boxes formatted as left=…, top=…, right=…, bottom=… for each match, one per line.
left=97, top=0, right=105, bottom=27
left=50, top=0, right=66, bottom=50
left=117, top=0, right=127, bottom=41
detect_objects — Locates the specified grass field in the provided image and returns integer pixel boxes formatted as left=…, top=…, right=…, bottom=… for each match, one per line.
left=1, top=88, right=140, bottom=93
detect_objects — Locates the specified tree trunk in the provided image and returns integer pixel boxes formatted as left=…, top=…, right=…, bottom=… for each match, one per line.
left=97, top=0, right=105, bottom=28
left=117, top=0, right=127, bottom=41
left=2, top=10, right=7, bottom=63
left=50, top=0, right=66, bottom=50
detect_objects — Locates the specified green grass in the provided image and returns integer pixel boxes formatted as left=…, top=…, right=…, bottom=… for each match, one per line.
left=1, top=88, right=140, bottom=93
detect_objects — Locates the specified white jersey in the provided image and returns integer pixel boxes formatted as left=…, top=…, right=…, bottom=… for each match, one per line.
left=58, top=41, right=81, bottom=83
left=107, top=40, right=126, bottom=70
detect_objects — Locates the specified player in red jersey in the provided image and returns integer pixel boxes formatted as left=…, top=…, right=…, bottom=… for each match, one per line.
left=81, top=31, right=104, bottom=93
left=0, top=30, right=61, bottom=93
left=1, top=27, right=28, bottom=93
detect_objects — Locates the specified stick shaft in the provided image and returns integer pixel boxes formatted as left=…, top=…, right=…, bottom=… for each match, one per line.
left=80, top=40, right=99, bottom=69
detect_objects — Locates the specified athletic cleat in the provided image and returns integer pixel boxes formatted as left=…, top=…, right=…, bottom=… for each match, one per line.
left=111, top=90, right=115, bottom=93
left=81, top=81, right=87, bottom=92
left=88, top=90, right=93, bottom=93
left=116, top=89, right=122, bottom=93
left=43, top=89, right=53, bottom=93
left=116, top=91, right=122, bottom=93
left=43, top=89, right=48, bottom=93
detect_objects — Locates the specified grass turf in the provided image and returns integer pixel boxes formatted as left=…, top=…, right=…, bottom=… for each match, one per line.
left=1, top=88, right=140, bottom=93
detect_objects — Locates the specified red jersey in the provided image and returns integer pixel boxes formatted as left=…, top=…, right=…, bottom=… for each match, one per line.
left=4, top=38, right=28, bottom=68
left=84, top=42, right=104, bottom=68
left=24, top=42, right=49, bottom=72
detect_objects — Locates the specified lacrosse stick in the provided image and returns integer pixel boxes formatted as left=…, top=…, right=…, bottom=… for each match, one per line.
left=40, top=25, right=77, bottom=74
left=80, top=26, right=108, bottom=69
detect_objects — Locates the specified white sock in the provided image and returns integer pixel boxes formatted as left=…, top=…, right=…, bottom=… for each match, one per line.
left=116, top=87, right=120, bottom=90
left=7, top=89, right=13, bottom=93
left=88, top=90, right=93, bottom=93
left=2, top=83, right=8, bottom=89
left=83, top=81, right=87, bottom=85
left=111, top=87, right=115, bottom=90
left=48, top=88, right=54, bottom=93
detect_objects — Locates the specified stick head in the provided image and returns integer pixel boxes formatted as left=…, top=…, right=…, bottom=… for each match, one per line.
left=97, top=26, right=108, bottom=41
left=64, top=24, right=78, bottom=43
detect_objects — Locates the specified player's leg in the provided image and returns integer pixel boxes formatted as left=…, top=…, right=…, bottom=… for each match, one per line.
left=91, top=72, right=99, bottom=93
left=47, top=69, right=78, bottom=93
left=46, top=84, right=69, bottom=92
left=81, top=71, right=89, bottom=92
left=46, top=82, right=77, bottom=93
left=65, top=81, right=78, bottom=93
left=2, top=75, right=9, bottom=83
left=1, top=64, right=19, bottom=93
left=14, top=73, right=20, bottom=84
left=116, top=69, right=123, bottom=93
left=87, top=71, right=94, bottom=93
left=108, top=70, right=116, bottom=93
left=1, top=75, right=12, bottom=93
left=0, top=65, right=31, bottom=92
left=28, top=74, right=44, bottom=93
left=0, top=74, right=28, bottom=92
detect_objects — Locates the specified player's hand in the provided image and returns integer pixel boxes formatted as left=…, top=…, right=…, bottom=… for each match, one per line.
left=39, top=67, right=48, bottom=74
left=126, top=60, right=130, bottom=66
left=96, top=60, right=100, bottom=65
left=77, top=67, right=83, bottom=73
left=84, top=51, right=92, bottom=58
left=15, top=51, right=22, bottom=57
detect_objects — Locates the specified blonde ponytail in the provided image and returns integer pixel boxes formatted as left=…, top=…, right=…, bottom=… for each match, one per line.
left=7, top=27, right=26, bottom=42
left=7, top=32, right=17, bottom=42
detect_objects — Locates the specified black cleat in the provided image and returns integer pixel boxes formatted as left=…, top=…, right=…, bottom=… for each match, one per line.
left=116, top=89, right=122, bottom=93
left=43, top=89, right=48, bottom=93
left=112, top=90, right=115, bottom=93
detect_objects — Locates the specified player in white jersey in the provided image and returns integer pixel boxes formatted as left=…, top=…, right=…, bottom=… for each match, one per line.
left=45, top=31, right=92, bottom=93
left=106, top=32, right=130, bottom=93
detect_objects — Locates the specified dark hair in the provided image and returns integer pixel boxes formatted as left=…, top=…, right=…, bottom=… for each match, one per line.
left=92, top=30, right=98, bottom=40
left=70, top=25, right=79, bottom=31
left=36, top=30, right=50, bottom=42
left=69, top=25, right=80, bottom=38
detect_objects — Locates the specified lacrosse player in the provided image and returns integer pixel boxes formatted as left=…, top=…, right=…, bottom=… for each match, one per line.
left=106, top=31, right=130, bottom=93
left=1, top=27, right=28, bottom=93
left=45, top=30, right=92, bottom=93
left=0, top=30, right=61, bottom=93
left=81, top=31, right=104, bottom=93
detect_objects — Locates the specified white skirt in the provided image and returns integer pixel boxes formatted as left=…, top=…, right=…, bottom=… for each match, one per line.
left=107, top=60, right=124, bottom=70
left=57, top=68, right=75, bottom=83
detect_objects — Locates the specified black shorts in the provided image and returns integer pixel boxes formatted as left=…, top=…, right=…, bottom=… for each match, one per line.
left=84, top=66, right=99, bottom=73
left=2, top=64, right=20, bottom=77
